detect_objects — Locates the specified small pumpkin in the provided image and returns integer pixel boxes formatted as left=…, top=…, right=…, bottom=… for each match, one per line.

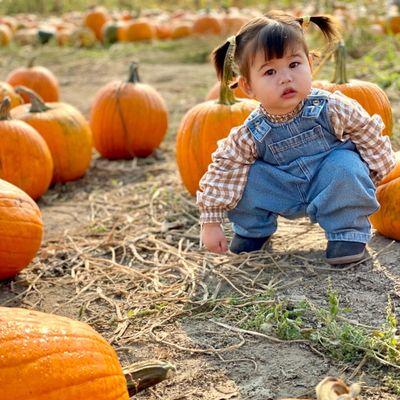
left=125, top=18, right=156, bottom=41
left=193, top=13, right=223, bottom=36
left=313, top=42, right=393, bottom=136
left=12, top=87, right=92, bottom=184
left=176, top=41, right=258, bottom=195
left=370, top=152, right=400, bottom=241
left=84, top=5, right=110, bottom=41
left=0, top=24, right=12, bottom=46
left=0, top=307, right=141, bottom=399
left=0, top=97, right=53, bottom=200
left=0, top=179, right=43, bottom=280
left=6, top=58, right=60, bottom=102
left=90, top=62, right=168, bottom=159
left=0, top=81, right=23, bottom=108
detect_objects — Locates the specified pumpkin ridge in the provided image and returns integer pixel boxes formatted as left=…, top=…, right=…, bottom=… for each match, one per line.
left=115, top=82, right=132, bottom=157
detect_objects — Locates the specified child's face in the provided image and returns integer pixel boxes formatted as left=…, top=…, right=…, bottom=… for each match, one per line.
left=239, top=46, right=312, bottom=115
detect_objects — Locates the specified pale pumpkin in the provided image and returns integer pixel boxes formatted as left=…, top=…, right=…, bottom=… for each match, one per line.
left=0, top=179, right=43, bottom=280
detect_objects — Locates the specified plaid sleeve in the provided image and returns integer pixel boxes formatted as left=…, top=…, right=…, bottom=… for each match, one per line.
left=196, top=125, right=258, bottom=224
left=327, top=91, right=396, bottom=184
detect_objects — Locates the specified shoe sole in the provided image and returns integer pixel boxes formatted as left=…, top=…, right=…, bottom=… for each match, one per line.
left=325, top=249, right=366, bottom=265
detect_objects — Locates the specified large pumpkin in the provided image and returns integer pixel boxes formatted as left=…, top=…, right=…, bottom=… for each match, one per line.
left=0, top=307, right=175, bottom=400
left=313, top=42, right=393, bottom=136
left=0, top=179, right=43, bottom=280
left=90, top=63, right=168, bottom=159
left=176, top=41, right=258, bottom=195
left=6, top=59, right=60, bottom=102
left=11, top=87, right=92, bottom=184
left=0, top=97, right=53, bottom=200
left=370, top=152, right=400, bottom=240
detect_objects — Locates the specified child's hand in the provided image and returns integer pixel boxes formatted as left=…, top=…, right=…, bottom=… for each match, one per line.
left=201, top=223, right=228, bottom=254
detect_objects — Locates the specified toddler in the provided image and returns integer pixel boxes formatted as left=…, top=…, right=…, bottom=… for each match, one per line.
left=197, top=11, right=396, bottom=265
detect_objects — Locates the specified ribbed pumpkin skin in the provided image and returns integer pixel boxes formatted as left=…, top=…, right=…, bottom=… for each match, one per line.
left=0, top=307, right=129, bottom=400
left=11, top=103, right=92, bottom=184
left=0, top=82, right=23, bottom=108
left=370, top=152, right=400, bottom=240
left=0, top=120, right=53, bottom=199
left=312, top=80, right=393, bottom=136
left=6, top=66, right=60, bottom=102
left=90, top=80, right=168, bottom=159
left=0, top=179, right=42, bottom=280
left=176, top=99, right=258, bottom=195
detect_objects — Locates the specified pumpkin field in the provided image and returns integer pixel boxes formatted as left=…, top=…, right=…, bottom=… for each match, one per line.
left=1, top=1, right=400, bottom=399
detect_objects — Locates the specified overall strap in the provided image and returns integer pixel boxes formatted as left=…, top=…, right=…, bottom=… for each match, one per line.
left=244, top=108, right=272, bottom=143
left=302, top=88, right=330, bottom=119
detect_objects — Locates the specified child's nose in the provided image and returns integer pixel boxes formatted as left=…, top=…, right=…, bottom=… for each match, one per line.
left=280, top=71, right=293, bottom=84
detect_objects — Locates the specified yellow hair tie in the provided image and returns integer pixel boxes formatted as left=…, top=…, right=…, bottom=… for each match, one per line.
left=302, top=15, right=311, bottom=30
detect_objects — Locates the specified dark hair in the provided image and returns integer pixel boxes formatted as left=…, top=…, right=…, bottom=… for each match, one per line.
left=212, top=10, right=341, bottom=82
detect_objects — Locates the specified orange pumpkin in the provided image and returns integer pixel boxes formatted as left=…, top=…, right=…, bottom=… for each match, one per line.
left=0, top=307, right=130, bottom=400
left=83, top=5, right=110, bottom=41
left=176, top=42, right=258, bottom=195
left=12, top=87, right=92, bottom=184
left=0, top=97, right=53, bottom=200
left=0, top=82, right=23, bottom=108
left=171, top=23, right=192, bottom=39
left=383, top=15, right=400, bottom=34
left=370, top=152, right=400, bottom=240
left=0, top=24, right=12, bottom=46
left=206, top=80, right=250, bottom=100
left=193, top=13, right=223, bottom=35
left=6, top=59, right=60, bottom=102
left=90, top=63, right=168, bottom=159
left=125, top=18, right=156, bottom=41
left=0, top=179, right=43, bottom=280
left=313, top=42, right=393, bottom=136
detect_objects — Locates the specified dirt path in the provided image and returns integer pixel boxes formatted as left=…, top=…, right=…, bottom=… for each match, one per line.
left=0, top=42, right=399, bottom=399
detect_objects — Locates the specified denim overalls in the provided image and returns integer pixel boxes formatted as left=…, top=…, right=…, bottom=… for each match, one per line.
left=227, top=88, right=379, bottom=243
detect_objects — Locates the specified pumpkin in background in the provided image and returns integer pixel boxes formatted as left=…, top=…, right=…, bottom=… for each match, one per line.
left=171, top=23, right=192, bottom=39
left=0, top=179, right=43, bottom=280
left=12, top=87, right=92, bottom=184
left=383, top=15, right=400, bottom=34
left=90, top=62, right=168, bottom=159
left=206, top=80, right=250, bottom=101
left=370, top=152, right=400, bottom=241
left=0, top=97, right=53, bottom=199
left=313, top=42, right=393, bottom=136
left=0, top=24, right=12, bottom=46
left=176, top=40, right=258, bottom=195
left=6, top=59, right=60, bottom=102
left=193, top=13, right=222, bottom=35
left=0, top=307, right=175, bottom=399
left=124, top=18, right=156, bottom=41
left=83, top=5, right=110, bottom=41
left=0, top=82, right=23, bottom=108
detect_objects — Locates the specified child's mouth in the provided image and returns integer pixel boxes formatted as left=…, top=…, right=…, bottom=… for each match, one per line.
left=281, top=88, right=296, bottom=98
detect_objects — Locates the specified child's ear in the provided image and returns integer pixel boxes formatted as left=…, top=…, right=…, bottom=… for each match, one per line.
left=238, top=76, right=254, bottom=98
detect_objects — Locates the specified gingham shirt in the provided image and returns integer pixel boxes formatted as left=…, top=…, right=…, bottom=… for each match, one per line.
left=197, top=90, right=396, bottom=224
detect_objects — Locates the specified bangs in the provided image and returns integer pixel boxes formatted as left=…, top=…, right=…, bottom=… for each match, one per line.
left=248, top=22, right=305, bottom=64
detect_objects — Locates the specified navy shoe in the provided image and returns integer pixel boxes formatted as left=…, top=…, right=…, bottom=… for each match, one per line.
left=229, top=233, right=270, bottom=254
left=325, top=241, right=366, bottom=265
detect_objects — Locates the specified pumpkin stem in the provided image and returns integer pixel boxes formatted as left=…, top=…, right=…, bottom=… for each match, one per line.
left=123, top=360, right=175, bottom=396
left=15, top=86, right=51, bottom=113
left=0, top=97, right=12, bottom=120
left=128, top=62, right=140, bottom=83
left=218, top=36, right=238, bottom=106
left=332, top=41, right=348, bottom=84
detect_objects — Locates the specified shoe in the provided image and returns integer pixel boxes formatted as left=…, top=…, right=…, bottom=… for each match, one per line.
left=325, top=241, right=366, bottom=265
left=229, top=233, right=270, bottom=254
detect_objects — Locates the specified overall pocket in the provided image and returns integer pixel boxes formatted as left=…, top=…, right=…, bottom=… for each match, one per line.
left=268, top=125, right=330, bottom=165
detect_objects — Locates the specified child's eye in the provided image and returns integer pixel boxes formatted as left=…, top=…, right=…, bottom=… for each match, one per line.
left=264, top=69, right=275, bottom=76
left=289, top=62, right=300, bottom=68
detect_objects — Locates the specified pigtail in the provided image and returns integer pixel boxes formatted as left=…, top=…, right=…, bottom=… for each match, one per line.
left=298, top=15, right=342, bottom=45
left=211, top=40, right=231, bottom=80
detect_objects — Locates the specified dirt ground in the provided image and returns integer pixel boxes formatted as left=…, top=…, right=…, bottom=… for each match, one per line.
left=0, top=41, right=400, bottom=399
